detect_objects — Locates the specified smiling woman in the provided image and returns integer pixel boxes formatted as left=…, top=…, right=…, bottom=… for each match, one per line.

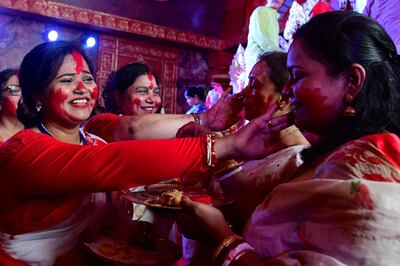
left=0, top=40, right=283, bottom=265
left=0, top=68, right=24, bottom=143
left=102, top=62, right=162, bottom=116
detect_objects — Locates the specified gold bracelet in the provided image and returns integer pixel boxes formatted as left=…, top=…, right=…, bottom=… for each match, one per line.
left=212, top=234, right=243, bottom=265
left=213, top=160, right=240, bottom=177
left=206, top=134, right=217, bottom=167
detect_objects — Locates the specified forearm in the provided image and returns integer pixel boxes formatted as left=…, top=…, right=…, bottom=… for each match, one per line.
left=114, top=114, right=194, bottom=140
left=5, top=132, right=208, bottom=195
left=230, top=252, right=264, bottom=266
left=214, top=134, right=236, bottom=161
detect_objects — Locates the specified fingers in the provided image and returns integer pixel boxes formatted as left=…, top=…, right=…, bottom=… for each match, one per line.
left=181, top=195, right=197, bottom=210
left=257, top=104, right=278, bottom=124
left=268, top=115, right=291, bottom=133
left=221, top=88, right=231, bottom=100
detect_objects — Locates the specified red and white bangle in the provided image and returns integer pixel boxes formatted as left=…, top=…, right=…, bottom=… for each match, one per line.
left=221, top=242, right=255, bottom=266
left=206, top=134, right=217, bottom=167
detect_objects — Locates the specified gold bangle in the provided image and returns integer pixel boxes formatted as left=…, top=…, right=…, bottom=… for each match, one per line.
left=213, top=160, right=240, bottom=177
left=206, top=134, right=217, bottom=167
left=212, top=234, right=242, bottom=265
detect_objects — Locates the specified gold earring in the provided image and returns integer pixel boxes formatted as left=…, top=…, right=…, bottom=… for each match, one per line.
left=36, top=102, right=42, bottom=112
left=343, top=94, right=356, bottom=116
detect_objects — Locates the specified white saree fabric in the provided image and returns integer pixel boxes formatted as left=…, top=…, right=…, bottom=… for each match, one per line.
left=244, top=135, right=400, bottom=265
left=0, top=193, right=106, bottom=266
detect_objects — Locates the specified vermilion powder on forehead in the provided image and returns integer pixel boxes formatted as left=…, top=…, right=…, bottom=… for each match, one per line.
left=71, top=51, right=84, bottom=75
left=147, top=71, right=153, bottom=81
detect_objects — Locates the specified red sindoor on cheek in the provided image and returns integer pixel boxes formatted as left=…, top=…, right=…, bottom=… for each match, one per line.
left=296, top=86, right=331, bottom=115
left=2, top=97, right=18, bottom=116
left=90, top=86, right=99, bottom=101
left=71, top=51, right=84, bottom=75
left=49, top=88, right=69, bottom=115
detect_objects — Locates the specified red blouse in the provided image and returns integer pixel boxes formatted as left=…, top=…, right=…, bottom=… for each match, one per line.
left=0, top=130, right=207, bottom=235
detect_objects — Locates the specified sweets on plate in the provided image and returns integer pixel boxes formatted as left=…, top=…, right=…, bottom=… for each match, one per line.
left=159, top=189, right=183, bottom=206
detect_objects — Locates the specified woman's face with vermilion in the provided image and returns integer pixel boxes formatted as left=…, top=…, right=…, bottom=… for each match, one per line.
left=1, top=74, right=21, bottom=117
left=41, top=52, right=98, bottom=128
left=243, top=60, right=281, bottom=120
left=286, top=39, right=348, bottom=135
left=118, top=73, right=161, bottom=116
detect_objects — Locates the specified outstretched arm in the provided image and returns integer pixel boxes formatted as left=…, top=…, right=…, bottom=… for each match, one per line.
left=113, top=89, right=244, bottom=140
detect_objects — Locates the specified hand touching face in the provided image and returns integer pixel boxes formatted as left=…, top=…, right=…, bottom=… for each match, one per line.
left=243, top=60, right=281, bottom=120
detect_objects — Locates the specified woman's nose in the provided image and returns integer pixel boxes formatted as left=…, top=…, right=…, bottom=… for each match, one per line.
left=145, top=92, right=156, bottom=102
left=75, top=81, right=89, bottom=93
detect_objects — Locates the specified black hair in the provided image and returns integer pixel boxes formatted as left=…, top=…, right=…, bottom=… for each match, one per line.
left=0, top=68, right=19, bottom=104
left=102, top=62, right=159, bottom=114
left=258, top=52, right=288, bottom=92
left=184, top=86, right=206, bottom=102
left=17, top=41, right=94, bottom=128
left=294, top=11, right=400, bottom=161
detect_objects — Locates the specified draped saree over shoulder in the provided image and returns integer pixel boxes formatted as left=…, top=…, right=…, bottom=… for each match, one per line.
left=244, top=133, right=400, bottom=266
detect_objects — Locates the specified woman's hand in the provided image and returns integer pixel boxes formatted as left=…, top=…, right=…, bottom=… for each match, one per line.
left=176, top=121, right=213, bottom=138
left=215, top=104, right=290, bottom=161
left=201, top=89, right=245, bottom=131
left=174, top=196, right=234, bottom=246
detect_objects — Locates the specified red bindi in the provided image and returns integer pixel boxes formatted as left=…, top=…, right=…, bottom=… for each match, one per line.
left=72, top=51, right=84, bottom=74
left=149, top=82, right=154, bottom=90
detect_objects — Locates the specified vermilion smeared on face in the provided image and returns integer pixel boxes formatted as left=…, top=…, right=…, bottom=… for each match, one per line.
left=78, top=80, right=87, bottom=89
left=90, top=86, right=99, bottom=101
left=147, top=72, right=154, bottom=89
left=147, top=71, right=153, bottom=81
left=49, top=88, right=69, bottom=115
left=72, top=51, right=83, bottom=74
left=155, top=101, right=161, bottom=109
left=296, top=86, right=330, bottom=115
left=2, top=97, right=18, bottom=117
left=133, top=98, right=141, bottom=106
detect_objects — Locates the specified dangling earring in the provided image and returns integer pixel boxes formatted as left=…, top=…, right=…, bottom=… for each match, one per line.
left=277, top=95, right=287, bottom=111
left=343, top=94, right=356, bottom=116
left=35, top=102, right=42, bottom=112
